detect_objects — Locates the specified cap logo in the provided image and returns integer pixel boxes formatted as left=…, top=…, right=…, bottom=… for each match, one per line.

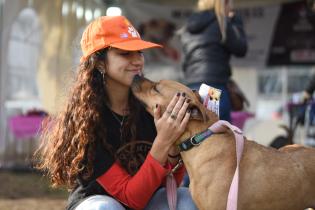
left=120, top=33, right=129, bottom=38
left=128, top=26, right=140, bottom=38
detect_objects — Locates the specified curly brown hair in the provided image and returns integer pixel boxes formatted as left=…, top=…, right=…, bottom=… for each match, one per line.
left=35, top=49, right=141, bottom=189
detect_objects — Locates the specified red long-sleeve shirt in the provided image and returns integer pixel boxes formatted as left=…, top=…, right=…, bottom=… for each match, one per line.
left=97, top=153, right=185, bottom=209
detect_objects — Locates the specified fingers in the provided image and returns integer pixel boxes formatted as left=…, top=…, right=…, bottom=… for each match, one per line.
left=164, top=92, right=181, bottom=118
left=153, top=104, right=161, bottom=123
left=160, top=92, right=191, bottom=126
left=165, top=92, right=191, bottom=125
left=174, top=97, right=191, bottom=130
left=179, top=108, right=191, bottom=129
left=169, top=92, right=186, bottom=120
left=175, top=98, right=191, bottom=122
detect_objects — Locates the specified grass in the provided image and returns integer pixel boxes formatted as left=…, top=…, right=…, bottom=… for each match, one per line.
left=0, top=170, right=67, bottom=210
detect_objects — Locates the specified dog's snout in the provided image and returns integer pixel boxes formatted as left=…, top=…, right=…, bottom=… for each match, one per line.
left=131, top=75, right=144, bottom=92
left=132, top=74, right=143, bottom=84
left=133, top=74, right=143, bottom=83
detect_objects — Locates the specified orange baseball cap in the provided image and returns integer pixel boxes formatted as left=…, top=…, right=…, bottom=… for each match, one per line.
left=80, top=16, right=162, bottom=62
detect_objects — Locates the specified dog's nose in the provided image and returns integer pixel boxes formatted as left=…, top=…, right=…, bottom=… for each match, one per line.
left=131, top=74, right=144, bottom=92
left=133, top=74, right=142, bottom=84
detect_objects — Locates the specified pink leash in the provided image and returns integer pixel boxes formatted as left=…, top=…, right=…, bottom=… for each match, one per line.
left=166, top=120, right=244, bottom=210
left=166, top=173, right=177, bottom=210
left=209, top=120, right=244, bottom=210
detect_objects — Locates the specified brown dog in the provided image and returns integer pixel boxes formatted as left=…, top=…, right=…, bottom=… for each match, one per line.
left=131, top=76, right=315, bottom=210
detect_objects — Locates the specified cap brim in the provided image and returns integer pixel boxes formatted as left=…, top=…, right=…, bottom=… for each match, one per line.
left=110, top=39, right=162, bottom=51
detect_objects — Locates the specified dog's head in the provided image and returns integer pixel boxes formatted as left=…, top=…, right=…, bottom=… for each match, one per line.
left=131, top=75, right=218, bottom=126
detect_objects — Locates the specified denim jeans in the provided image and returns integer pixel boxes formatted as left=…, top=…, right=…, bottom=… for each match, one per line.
left=144, top=187, right=198, bottom=210
left=74, top=195, right=125, bottom=210
left=74, top=187, right=197, bottom=210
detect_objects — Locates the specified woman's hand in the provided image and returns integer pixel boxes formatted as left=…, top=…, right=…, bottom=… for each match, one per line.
left=167, top=145, right=181, bottom=165
left=150, top=92, right=191, bottom=165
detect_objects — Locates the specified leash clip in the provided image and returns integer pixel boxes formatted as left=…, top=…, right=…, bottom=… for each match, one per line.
left=171, top=159, right=183, bottom=174
left=190, top=135, right=201, bottom=146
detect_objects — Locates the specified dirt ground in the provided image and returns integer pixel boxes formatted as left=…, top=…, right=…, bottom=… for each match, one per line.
left=0, top=170, right=67, bottom=210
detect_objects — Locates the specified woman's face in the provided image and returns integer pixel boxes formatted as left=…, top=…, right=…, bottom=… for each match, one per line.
left=105, top=48, right=144, bottom=87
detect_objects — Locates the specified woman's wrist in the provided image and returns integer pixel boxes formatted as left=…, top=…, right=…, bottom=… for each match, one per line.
left=167, top=153, right=181, bottom=165
left=168, top=146, right=181, bottom=165
left=150, top=137, right=172, bottom=165
left=168, top=153, right=181, bottom=159
left=168, top=145, right=180, bottom=158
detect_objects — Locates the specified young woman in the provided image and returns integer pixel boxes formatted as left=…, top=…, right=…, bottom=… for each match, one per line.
left=35, top=16, right=197, bottom=210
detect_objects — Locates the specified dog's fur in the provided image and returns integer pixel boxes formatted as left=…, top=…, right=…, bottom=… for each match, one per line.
left=131, top=76, right=315, bottom=210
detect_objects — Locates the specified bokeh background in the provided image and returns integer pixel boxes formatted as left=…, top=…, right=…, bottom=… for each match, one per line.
left=0, top=0, right=314, bottom=209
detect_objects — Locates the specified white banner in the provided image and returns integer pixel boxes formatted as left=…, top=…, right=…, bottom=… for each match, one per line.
left=231, top=5, right=280, bottom=67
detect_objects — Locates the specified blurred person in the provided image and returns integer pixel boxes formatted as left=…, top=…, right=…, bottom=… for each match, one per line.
left=307, top=0, right=315, bottom=12
left=35, top=16, right=197, bottom=210
left=179, top=0, right=248, bottom=122
left=300, top=0, right=315, bottom=103
left=303, top=73, right=315, bottom=102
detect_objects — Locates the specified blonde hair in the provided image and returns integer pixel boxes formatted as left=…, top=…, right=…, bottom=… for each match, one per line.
left=197, top=0, right=228, bottom=42
left=197, top=0, right=215, bottom=11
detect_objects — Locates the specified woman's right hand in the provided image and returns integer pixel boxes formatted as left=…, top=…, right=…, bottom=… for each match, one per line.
left=150, top=92, right=191, bottom=165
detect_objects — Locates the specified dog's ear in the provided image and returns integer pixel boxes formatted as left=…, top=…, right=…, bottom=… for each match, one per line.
left=188, top=90, right=208, bottom=122
left=189, top=97, right=209, bottom=123
left=192, top=90, right=203, bottom=104
left=189, top=105, right=209, bottom=123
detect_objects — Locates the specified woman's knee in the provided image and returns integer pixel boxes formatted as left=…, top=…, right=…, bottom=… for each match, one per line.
left=75, top=195, right=125, bottom=210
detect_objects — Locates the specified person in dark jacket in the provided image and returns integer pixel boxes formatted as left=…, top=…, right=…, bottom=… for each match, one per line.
left=179, top=0, right=248, bottom=122
left=303, top=74, right=315, bottom=102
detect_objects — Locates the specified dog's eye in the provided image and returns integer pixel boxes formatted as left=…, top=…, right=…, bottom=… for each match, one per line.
left=152, top=85, right=160, bottom=93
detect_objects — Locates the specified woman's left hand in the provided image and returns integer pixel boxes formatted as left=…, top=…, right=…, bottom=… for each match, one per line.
left=150, top=92, right=190, bottom=164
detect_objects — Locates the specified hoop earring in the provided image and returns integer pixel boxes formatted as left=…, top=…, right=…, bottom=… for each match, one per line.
left=97, top=69, right=106, bottom=82
left=101, top=71, right=106, bottom=83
